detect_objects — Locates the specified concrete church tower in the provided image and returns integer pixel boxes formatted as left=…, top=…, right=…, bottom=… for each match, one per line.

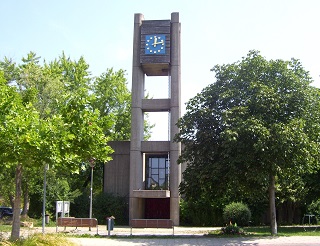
left=129, top=12, right=181, bottom=225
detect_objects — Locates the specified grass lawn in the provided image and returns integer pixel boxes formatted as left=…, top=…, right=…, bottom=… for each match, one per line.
left=1, top=223, right=320, bottom=240
left=0, top=233, right=76, bottom=246
left=0, top=224, right=11, bottom=232
left=246, top=226, right=320, bottom=236
left=208, top=226, right=320, bottom=237
left=0, top=218, right=57, bottom=233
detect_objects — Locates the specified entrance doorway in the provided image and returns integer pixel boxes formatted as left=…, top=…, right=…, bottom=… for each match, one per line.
left=145, top=198, right=170, bottom=219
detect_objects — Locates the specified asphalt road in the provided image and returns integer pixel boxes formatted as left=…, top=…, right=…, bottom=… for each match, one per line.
left=14, top=226, right=320, bottom=246
left=69, top=236, right=320, bottom=246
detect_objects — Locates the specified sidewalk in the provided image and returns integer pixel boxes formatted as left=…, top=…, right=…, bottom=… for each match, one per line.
left=18, top=226, right=320, bottom=246
left=69, top=236, right=320, bottom=246
left=26, top=225, right=219, bottom=238
left=55, top=225, right=219, bottom=236
left=51, top=225, right=320, bottom=245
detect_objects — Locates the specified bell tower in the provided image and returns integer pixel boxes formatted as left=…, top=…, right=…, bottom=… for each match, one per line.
left=129, top=12, right=181, bottom=225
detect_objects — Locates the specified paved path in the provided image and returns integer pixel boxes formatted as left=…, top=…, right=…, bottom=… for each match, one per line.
left=21, top=226, right=320, bottom=246
left=69, top=236, right=320, bottom=246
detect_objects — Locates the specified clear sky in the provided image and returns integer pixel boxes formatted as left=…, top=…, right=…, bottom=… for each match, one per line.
left=1, top=0, right=319, bottom=140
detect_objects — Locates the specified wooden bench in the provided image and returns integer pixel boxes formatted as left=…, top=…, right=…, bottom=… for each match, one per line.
left=57, top=217, right=98, bottom=234
left=130, top=219, right=174, bottom=235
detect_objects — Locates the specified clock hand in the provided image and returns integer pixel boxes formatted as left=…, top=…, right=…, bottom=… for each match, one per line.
left=152, top=36, right=158, bottom=47
left=152, top=39, right=164, bottom=46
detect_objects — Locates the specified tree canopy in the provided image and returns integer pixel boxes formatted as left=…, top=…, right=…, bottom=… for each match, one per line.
left=0, top=52, right=148, bottom=239
left=176, top=50, right=320, bottom=234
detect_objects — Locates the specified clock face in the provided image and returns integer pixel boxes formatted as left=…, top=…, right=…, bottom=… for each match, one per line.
left=145, top=34, right=166, bottom=55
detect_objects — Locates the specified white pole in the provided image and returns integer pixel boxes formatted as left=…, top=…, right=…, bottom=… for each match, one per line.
left=42, top=164, right=49, bottom=233
left=89, top=165, right=93, bottom=219
left=89, top=158, right=95, bottom=231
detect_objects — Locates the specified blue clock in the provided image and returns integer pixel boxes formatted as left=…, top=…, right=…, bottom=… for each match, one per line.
left=145, top=34, right=166, bottom=55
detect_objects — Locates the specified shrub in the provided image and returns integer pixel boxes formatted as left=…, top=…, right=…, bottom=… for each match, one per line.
left=307, top=199, right=320, bottom=220
left=221, top=222, right=246, bottom=235
left=223, top=202, right=251, bottom=226
left=179, top=199, right=223, bottom=226
left=92, top=192, right=128, bottom=225
left=72, top=192, right=129, bottom=225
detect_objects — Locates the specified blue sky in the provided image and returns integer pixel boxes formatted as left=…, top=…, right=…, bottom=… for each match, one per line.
left=1, top=0, right=320, bottom=140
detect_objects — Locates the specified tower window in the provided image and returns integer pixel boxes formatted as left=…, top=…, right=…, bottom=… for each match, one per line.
left=145, top=154, right=169, bottom=190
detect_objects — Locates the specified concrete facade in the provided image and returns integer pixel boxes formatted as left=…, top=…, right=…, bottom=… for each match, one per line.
left=103, top=141, right=130, bottom=197
left=104, top=12, right=182, bottom=226
left=130, top=12, right=181, bottom=225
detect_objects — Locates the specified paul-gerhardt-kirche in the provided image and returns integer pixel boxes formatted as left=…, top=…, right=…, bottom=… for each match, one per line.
left=104, top=12, right=182, bottom=226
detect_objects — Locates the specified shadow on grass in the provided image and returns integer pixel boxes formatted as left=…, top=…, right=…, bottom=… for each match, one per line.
left=207, top=226, right=320, bottom=237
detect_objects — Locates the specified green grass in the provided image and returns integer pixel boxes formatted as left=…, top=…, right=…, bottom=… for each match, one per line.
left=208, top=226, right=320, bottom=237
left=0, top=216, right=71, bottom=233
left=1, top=223, right=320, bottom=243
left=1, top=218, right=56, bottom=229
left=0, top=225, right=11, bottom=232
left=247, top=226, right=320, bottom=236
left=0, top=233, right=76, bottom=246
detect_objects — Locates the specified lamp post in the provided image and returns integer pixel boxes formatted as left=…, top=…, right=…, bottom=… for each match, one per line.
left=42, top=163, right=49, bottom=233
left=89, top=158, right=96, bottom=222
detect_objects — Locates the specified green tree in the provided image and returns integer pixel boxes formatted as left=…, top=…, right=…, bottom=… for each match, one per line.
left=0, top=52, right=155, bottom=239
left=92, top=68, right=131, bottom=140
left=0, top=54, right=114, bottom=239
left=0, top=53, right=107, bottom=213
left=176, top=51, right=320, bottom=235
left=91, top=68, right=153, bottom=140
left=0, top=53, right=66, bottom=218
left=0, top=71, right=43, bottom=239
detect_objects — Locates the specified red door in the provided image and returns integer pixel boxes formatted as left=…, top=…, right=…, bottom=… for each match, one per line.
left=145, top=198, right=170, bottom=219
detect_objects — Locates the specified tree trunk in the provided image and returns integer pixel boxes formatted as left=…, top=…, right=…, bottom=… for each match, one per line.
left=8, top=194, right=15, bottom=209
left=269, top=174, right=277, bottom=235
left=21, top=181, right=29, bottom=217
left=287, top=201, right=295, bottom=224
left=11, top=163, right=22, bottom=240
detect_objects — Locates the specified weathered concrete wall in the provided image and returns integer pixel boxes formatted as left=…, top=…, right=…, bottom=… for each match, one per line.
left=129, top=13, right=145, bottom=221
left=103, top=141, right=130, bottom=197
left=104, top=12, right=182, bottom=225
left=169, top=12, right=181, bottom=225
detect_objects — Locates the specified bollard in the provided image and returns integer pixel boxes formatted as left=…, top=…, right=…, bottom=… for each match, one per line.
left=45, top=214, right=50, bottom=224
left=106, top=216, right=115, bottom=236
